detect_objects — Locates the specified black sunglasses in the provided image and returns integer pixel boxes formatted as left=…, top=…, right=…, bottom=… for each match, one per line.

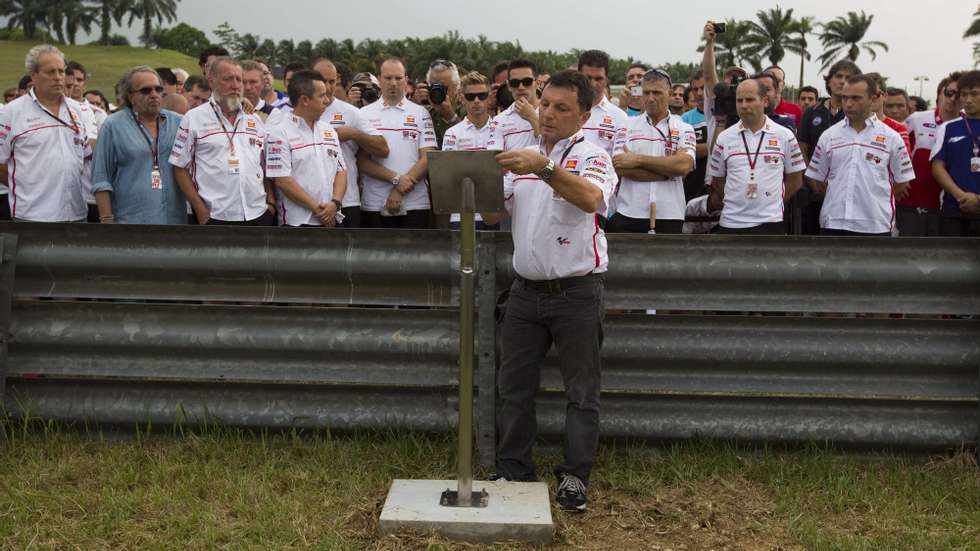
left=943, top=88, right=959, bottom=98
left=463, top=92, right=489, bottom=101
left=508, top=77, right=535, bottom=89
left=136, top=85, right=164, bottom=95
left=642, top=68, right=673, bottom=87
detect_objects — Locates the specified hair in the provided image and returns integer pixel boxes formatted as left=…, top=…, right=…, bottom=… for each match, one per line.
left=863, top=72, right=888, bottom=94
left=845, top=74, right=877, bottom=97
left=910, top=96, right=929, bottom=111
left=577, top=49, right=610, bottom=73
left=310, top=57, right=335, bottom=71
left=641, top=69, right=672, bottom=87
left=25, top=44, right=65, bottom=74
left=83, top=89, right=109, bottom=110
left=937, top=71, right=964, bottom=99
left=544, top=69, right=593, bottom=113
left=378, top=57, right=406, bottom=75
left=334, top=61, right=353, bottom=89
left=798, top=85, right=819, bottom=98
left=823, top=59, right=862, bottom=94
left=287, top=69, right=325, bottom=106
left=173, top=68, right=189, bottom=82
left=240, top=60, right=265, bottom=75
left=507, top=59, right=537, bottom=79
left=155, top=67, right=177, bottom=86
left=742, top=78, right=771, bottom=101
left=18, top=74, right=32, bottom=90
left=3, top=87, right=18, bottom=99
left=689, top=68, right=705, bottom=82
left=627, top=62, right=650, bottom=74
left=460, top=71, right=489, bottom=88
left=760, top=69, right=781, bottom=87
left=682, top=85, right=692, bottom=103
left=671, top=84, right=685, bottom=93
left=66, top=60, right=87, bottom=79
left=885, top=87, right=908, bottom=100
left=283, top=61, right=308, bottom=80
left=118, top=65, right=161, bottom=108
left=206, top=56, right=240, bottom=78
left=763, top=65, right=785, bottom=80
left=957, top=70, right=980, bottom=92
left=426, top=59, right=460, bottom=86
left=183, top=74, right=209, bottom=93
left=490, top=60, right=510, bottom=81
left=198, top=46, right=230, bottom=68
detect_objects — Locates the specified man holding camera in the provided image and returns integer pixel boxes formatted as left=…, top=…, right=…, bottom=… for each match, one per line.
left=701, top=21, right=748, bottom=175
left=425, top=60, right=464, bottom=148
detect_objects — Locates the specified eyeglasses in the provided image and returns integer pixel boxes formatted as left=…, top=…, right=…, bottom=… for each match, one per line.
left=643, top=68, right=673, bottom=87
left=429, top=59, right=453, bottom=70
left=136, top=85, right=164, bottom=95
left=508, top=77, right=535, bottom=89
left=943, top=88, right=959, bottom=99
left=463, top=92, right=489, bottom=101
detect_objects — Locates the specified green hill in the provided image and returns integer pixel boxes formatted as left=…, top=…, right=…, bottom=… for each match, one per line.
left=0, top=40, right=197, bottom=99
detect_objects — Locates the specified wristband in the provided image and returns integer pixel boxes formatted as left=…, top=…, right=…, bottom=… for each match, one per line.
left=331, top=199, right=343, bottom=210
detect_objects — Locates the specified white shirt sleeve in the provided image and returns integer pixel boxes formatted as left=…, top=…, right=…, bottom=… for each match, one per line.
left=708, top=135, right=726, bottom=178
left=441, top=129, right=458, bottom=152
left=680, top=124, right=697, bottom=162
left=784, top=133, right=806, bottom=174
left=420, top=109, right=437, bottom=149
left=168, top=116, right=194, bottom=168
left=0, top=107, right=13, bottom=162
left=890, top=133, right=915, bottom=184
left=804, top=132, right=832, bottom=182
left=264, top=127, right=291, bottom=178
left=928, top=121, right=950, bottom=161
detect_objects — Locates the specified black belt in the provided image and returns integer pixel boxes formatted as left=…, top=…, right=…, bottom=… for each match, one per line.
left=516, top=273, right=601, bottom=294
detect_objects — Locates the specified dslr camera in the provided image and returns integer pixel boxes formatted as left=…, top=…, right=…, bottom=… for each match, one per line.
left=713, top=74, right=745, bottom=128
left=428, top=81, right=448, bottom=105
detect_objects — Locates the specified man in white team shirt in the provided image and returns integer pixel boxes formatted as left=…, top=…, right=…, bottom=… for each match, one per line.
left=577, top=50, right=629, bottom=158
left=357, top=57, right=437, bottom=228
left=805, top=74, right=914, bottom=235
left=311, top=58, right=389, bottom=228
left=708, top=79, right=805, bottom=234
left=170, top=57, right=273, bottom=226
left=486, top=59, right=541, bottom=152
left=609, top=68, right=696, bottom=234
left=265, top=70, right=347, bottom=227
left=0, top=44, right=95, bottom=222
left=442, top=71, right=497, bottom=229
left=482, top=70, right=615, bottom=514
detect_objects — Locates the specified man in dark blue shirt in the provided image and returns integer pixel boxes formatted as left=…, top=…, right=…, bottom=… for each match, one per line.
left=931, top=70, right=980, bottom=237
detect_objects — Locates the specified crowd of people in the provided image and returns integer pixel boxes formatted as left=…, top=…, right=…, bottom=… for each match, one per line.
left=0, top=23, right=976, bottom=236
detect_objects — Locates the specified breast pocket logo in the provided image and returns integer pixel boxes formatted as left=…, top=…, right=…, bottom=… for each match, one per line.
left=556, top=237, right=571, bottom=245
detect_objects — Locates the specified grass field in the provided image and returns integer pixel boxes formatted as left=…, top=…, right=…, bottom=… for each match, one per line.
left=0, top=40, right=197, bottom=98
left=0, top=419, right=977, bottom=550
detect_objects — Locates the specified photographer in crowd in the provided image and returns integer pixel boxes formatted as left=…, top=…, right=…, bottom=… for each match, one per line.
left=426, top=59, right=464, bottom=147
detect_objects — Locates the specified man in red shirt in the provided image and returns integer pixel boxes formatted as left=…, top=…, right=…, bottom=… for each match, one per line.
left=899, top=71, right=963, bottom=236
left=765, top=65, right=803, bottom=126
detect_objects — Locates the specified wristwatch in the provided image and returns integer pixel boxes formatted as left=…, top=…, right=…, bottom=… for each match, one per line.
left=391, top=175, right=401, bottom=186
left=331, top=199, right=343, bottom=210
left=535, top=159, right=556, bottom=182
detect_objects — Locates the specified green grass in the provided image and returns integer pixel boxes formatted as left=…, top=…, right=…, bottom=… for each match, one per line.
left=0, top=40, right=197, bottom=98
left=0, top=419, right=976, bottom=550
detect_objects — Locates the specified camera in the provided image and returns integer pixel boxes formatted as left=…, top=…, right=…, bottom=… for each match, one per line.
left=352, top=83, right=379, bottom=105
left=712, top=22, right=726, bottom=34
left=494, top=84, right=514, bottom=110
left=428, top=82, right=448, bottom=105
left=713, top=74, right=744, bottom=128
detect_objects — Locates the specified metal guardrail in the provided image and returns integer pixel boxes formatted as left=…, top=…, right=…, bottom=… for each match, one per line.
left=0, top=223, right=977, bottom=464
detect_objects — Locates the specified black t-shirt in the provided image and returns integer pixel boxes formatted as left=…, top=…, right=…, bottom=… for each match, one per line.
left=683, top=111, right=709, bottom=201
left=799, top=98, right=845, bottom=153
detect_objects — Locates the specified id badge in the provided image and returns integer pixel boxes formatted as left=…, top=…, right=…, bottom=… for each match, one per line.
left=971, top=157, right=980, bottom=173
left=150, top=168, right=162, bottom=190
left=228, top=156, right=241, bottom=175
left=746, top=183, right=759, bottom=199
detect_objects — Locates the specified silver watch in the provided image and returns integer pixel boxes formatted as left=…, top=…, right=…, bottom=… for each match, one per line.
left=391, top=175, right=401, bottom=186
left=535, top=159, right=556, bottom=182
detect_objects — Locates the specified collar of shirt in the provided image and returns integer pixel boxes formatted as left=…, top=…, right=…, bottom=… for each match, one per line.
left=843, top=114, right=879, bottom=131
left=381, top=97, right=408, bottom=111
left=737, top=116, right=774, bottom=136
left=255, top=98, right=266, bottom=111
left=463, top=116, right=490, bottom=131
left=645, top=112, right=671, bottom=130
left=595, top=96, right=616, bottom=114
left=540, top=130, right=585, bottom=157
left=209, top=97, right=242, bottom=125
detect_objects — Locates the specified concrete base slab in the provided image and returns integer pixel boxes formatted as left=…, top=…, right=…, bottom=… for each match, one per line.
left=379, top=479, right=554, bottom=544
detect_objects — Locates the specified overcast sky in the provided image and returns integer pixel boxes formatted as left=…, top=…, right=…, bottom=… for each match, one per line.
left=105, top=0, right=975, bottom=97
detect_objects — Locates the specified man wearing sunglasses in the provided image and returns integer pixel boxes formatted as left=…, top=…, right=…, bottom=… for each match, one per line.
left=91, top=66, right=187, bottom=225
left=487, top=59, right=541, bottom=152
left=442, top=71, right=497, bottom=230
left=578, top=50, right=629, bottom=159
left=901, top=72, right=963, bottom=236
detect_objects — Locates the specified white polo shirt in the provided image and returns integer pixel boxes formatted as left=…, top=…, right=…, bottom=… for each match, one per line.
left=709, top=117, right=805, bottom=229
left=443, top=116, right=493, bottom=223
left=323, top=99, right=380, bottom=209
left=582, top=96, right=629, bottom=158
left=169, top=98, right=267, bottom=222
left=804, top=116, right=914, bottom=234
left=487, top=102, right=538, bottom=151
left=613, top=113, right=696, bottom=221
left=265, top=113, right=346, bottom=226
left=265, top=103, right=291, bottom=127
left=504, top=130, right=615, bottom=280
left=77, top=100, right=100, bottom=205
left=0, top=91, right=93, bottom=221
left=360, top=98, right=437, bottom=212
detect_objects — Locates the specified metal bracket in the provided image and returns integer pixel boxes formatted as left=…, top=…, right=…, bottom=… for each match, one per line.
left=440, top=488, right=489, bottom=508
left=0, top=233, right=18, bottom=399
left=476, top=231, right=497, bottom=469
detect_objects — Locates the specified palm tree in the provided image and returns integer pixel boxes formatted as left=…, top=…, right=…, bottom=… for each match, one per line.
left=48, top=0, right=98, bottom=44
left=1, top=0, right=55, bottom=40
left=126, top=0, right=179, bottom=48
left=816, top=10, right=889, bottom=70
left=742, top=7, right=805, bottom=67
left=92, top=0, right=129, bottom=45
left=794, top=16, right=815, bottom=89
left=965, top=5, right=980, bottom=66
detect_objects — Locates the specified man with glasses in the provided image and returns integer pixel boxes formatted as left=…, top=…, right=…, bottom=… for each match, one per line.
left=442, top=71, right=497, bottom=230
left=930, top=71, right=980, bottom=237
left=426, top=59, right=463, bottom=147
left=487, top=59, right=541, bottom=152
left=578, top=50, right=629, bottom=159
left=91, top=66, right=186, bottom=224
left=900, top=72, right=962, bottom=236
left=618, top=63, right=649, bottom=117
left=610, top=69, right=696, bottom=234
left=170, top=57, right=273, bottom=226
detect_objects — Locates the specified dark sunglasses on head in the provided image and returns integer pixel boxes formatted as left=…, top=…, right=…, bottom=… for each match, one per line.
left=463, top=92, right=489, bottom=101
left=136, top=85, right=164, bottom=95
left=944, top=88, right=959, bottom=98
left=508, top=77, right=535, bottom=89
left=643, top=68, right=673, bottom=87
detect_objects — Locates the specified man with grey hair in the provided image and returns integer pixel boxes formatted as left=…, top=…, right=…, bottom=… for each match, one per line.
left=426, top=59, right=463, bottom=147
left=92, top=66, right=186, bottom=224
left=170, top=56, right=273, bottom=225
left=609, top=68, right=696, bottom=234
left=0, top=44, right=97, bottom=222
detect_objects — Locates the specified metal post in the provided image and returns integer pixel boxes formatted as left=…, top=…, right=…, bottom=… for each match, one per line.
left=456, top=177, right=476, bottom=506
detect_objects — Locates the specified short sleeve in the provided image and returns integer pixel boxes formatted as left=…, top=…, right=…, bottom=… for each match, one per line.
left=784, top=133, right=806, bottom=174
left=168, top=116, right=194, bottom=168
left=264, top=128, right=292, bottom=178
left=486, top=117, right=503, bottom=151
left=889, top=134, right=914, bottom=184
left=0, top=108, right=12, bottom=162
left=580, top=151, right=614, bottom=212
left=929, top=122, right=950, bottom=162
left=804, top=133, right=831, bottom=181
left=441, top=130, right=458, bottom=152
left=680, top=125, right=697, bottom=161
left=420, top=110, right=437, bottom=149
left=708, top=138, right=726, bottom=178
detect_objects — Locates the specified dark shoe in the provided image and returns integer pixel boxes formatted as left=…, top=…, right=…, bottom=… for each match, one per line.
left=556, top=473, right=587, bottom=512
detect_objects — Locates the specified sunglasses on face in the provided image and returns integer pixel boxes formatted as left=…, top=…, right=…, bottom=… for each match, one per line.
left=944, top=88, right=959, bottom=98
left=136, top=85, right=164, bottom=95
left=463, top=92, right=489, bottom=101
left=508, top=77, right=534, bottom=89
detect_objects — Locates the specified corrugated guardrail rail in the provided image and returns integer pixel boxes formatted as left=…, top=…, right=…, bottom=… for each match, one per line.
left=0, top=223, right=977, bottom=466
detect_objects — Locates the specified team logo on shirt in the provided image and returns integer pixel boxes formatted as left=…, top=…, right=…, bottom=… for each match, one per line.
left=564, top=159, right=577, bottom=170
left=768, top=138, right=778, bottom=147
left=405, top=116, right=417, bottom=127
left=556, top=237, right=571, bottom=245
left=599, top=116, right=614, bottom=129
left=323, top=130, right=335, bottom=140
left=865, top=152, right=882, bottom=164
left=247, top=120, right=257, bottom=129
left=333, top=113, right=344, bottom=121
left=874, top=135, right=886, bottom=144
left=812, top=116, right=823, bottom=126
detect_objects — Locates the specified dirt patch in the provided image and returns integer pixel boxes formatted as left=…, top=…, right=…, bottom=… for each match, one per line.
left=346, top=477, right=802, bottom=550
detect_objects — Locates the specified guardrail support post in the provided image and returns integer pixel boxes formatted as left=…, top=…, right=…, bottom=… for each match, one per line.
left=476, top=231, right=497, bottom=469
left=0, top=233, right=18, bottom=400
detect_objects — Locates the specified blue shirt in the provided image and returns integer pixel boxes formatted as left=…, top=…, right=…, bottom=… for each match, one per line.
left=931, top=116, right=980, bottom=216
left=625, top=106, right=643, bottom=117
left=681, top=108, right=705, bottom=127
left=91, top=108, right=187, bottom=224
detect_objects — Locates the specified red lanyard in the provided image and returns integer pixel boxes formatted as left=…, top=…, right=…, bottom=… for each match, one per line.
left=211, top=102, right=242, bottom=156
left=132, top=109, right=162, bottom=169
left=740, top=129, right=766, bottom=179
left=37, top=97, right=80, bottom=135
left=649, top=115, right=672, bottom=155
